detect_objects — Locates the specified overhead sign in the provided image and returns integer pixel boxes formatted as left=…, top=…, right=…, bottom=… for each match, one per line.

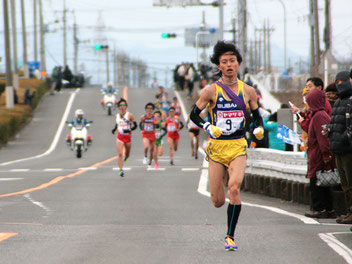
left=153, top=0, right=203, bottom=7
left=184, top=27, right=219, bottom=47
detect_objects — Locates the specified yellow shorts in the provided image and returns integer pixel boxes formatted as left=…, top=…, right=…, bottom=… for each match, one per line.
left=205, top=137, right=247, bottom=167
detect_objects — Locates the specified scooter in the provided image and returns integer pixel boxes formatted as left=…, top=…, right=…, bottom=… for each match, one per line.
left=65, top=121, right=93, bottom=158
left=100, top=89, right=118, bottom=116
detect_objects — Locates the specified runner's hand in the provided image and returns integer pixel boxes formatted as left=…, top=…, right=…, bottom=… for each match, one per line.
left=203, top=122, right=222, bottom=138
left=253, top=126, right=264, bottom=140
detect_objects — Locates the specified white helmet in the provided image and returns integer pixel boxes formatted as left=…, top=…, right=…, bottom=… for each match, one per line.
left=75, top=109, right=84, bottom=119
left=107, top=82, right=113, bottom=89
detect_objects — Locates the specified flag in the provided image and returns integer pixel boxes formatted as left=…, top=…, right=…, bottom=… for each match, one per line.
left=276, top=125, right=301, bottom=145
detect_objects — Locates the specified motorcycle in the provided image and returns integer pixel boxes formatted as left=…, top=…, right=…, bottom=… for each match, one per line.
left=100, top=89, right=118, bottom=116
left=65, top=121, right=93, bottom=158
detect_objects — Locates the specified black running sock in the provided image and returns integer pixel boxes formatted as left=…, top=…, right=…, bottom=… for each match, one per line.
left=227, top=204, right=242, bottom=238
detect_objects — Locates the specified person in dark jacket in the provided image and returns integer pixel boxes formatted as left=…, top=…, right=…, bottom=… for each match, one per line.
left=328, top=70, right=352, bottom=224
left=304, top=89, right=336, bottom=218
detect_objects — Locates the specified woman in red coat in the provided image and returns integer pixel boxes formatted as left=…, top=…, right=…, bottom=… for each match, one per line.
left=304, top=88, right=336, bottom=218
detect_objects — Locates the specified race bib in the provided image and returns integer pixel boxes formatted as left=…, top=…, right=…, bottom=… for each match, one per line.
left=118, top=122, right=129, bottom=134
left=167, top=124, right=177, bottom=132
left=144, top=123, right=154, bottom=132
left=217, top=110, right=244, bottom=135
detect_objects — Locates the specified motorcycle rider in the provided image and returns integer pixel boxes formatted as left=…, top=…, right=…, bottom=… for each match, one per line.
left=66, top=109, right=92, bottom=146
left=104, top=82, right=116, bottom=94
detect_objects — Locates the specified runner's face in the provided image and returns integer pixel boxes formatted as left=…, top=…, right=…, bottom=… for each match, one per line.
left=154, top=114, right=161, bottom=122
left=146, top=106, right=154, bottom=115
left=217, top=52, right=240, bottom=78
left=169, top=109, right=175, bottom=117
left=118, top=104, right=127, bottom=112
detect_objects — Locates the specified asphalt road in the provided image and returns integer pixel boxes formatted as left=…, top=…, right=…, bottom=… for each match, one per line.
left=0, top=86, right=351, bottom=264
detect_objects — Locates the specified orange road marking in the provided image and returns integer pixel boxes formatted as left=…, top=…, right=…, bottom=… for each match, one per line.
left=123, top=86, right=128, bottom=102
left=0, top=222, right=43, bottom=226
left=0, top=156, right=117, bottom=198
left=0, top=233, right=18, bottom=242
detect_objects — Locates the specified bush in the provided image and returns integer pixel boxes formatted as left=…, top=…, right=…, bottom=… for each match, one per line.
left=0, top=105, right=32, bottom=144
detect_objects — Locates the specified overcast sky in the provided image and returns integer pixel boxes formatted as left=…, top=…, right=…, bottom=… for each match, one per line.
left=1, top=0, right=351, bottom=84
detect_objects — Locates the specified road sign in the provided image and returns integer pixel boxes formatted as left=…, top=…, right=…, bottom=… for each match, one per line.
left=184, top=27, right=218, bottom=47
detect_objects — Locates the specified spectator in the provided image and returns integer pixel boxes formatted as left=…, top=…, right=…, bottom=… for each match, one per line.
left=63, top=65, right=73, bottom=86
left=33, top=67, right=41, bottom=79
left=244, top=75, right=253, bottom=87
left=50, top=66, right=58, bottom=95
left=25, top=88, right=36, bottom=106
left=325, top=82, right=338, bottom=109
left=328, top=70, right=352, bottom=224
left=55, top=66, right=63, bottom=92
left=185, top=63, right=196, bottom=97
left=290, top=77, right=332, bottom=133
left=263, top=112, right=286, bottom=151
left=151, top=77, right=158, bottom=89
left=177, top=63, right=186, bottom=91
left=304, top=89, right=336, bottom=218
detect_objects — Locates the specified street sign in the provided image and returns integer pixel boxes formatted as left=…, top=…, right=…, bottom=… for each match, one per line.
left=153, top=0, right=203, bottom=7
left=28, top=61, right=40, bottom=71
left=184, top=27, right=218, bottom=47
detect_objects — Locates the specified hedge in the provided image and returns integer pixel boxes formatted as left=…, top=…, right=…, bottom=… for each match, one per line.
left=0, top=78, right=49, bottom=145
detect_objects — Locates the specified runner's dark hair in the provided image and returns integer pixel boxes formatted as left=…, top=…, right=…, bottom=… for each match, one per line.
left=145, top=102, right=155, bottom=109
left=117, top=98, right=128, bottom=107
left=210, top=41, right=242, bottom=78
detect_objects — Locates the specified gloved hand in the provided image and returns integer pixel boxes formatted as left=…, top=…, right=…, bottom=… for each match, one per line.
left=123, top=129, right=131, bottom=133
left=112, top=129, right=116, bottom=134
left=203, top=122, right=222, bottom=138
left=253, top=126, right=264, bottom=140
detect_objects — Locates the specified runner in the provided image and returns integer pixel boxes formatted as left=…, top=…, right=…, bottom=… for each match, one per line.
left=165, top=106, right=184, bottom=165
left=140, top=102, right=156, bottom=167
left=153, top=110, right=167, bottom=169
left=189, top=41, right=264, bottom=251
left=172, top=96, right=181, bottom=118
left=111, top=98, right=137, bottom=177
left=187, top=108, right=200, bottom=159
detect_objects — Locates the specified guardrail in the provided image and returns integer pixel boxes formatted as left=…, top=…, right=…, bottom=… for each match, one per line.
left=243, top=148, right=347, bottom=215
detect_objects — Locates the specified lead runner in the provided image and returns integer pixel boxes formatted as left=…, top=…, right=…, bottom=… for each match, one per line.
left=190, top=41, right=264, bottom=251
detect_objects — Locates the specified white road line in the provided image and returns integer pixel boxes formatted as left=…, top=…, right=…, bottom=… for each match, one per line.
left=319, top=232, right=352, bottom=263
left=0, top=89, right=80, bottom=166
left=9, top=169, right=29, bottom=172
left=182, top=168, right=200, bottom=171
left=78, top=167, right=97, bottom=170
left=112, top=167, right=131, bottom=171
left=43, top=168, right=63, bottom=172
left=0, top=178, right=23, bottom=181
left=147, top=167, right=166, bottom=171
left=24, top=194, right=51, bottom=217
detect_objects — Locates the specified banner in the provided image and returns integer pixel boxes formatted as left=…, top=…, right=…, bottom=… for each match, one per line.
left=276, top=124, right=301, bottom=145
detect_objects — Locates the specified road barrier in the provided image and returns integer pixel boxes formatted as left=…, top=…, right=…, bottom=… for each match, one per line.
left=243, top=148, right=347, bottom=215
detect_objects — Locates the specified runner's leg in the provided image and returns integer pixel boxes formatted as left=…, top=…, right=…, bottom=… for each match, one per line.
left=167, top=137, right=174, bottom=164
left=189, top=132, right=195, bottom=156
left=208, top=159, right=227, bottom=208
left=116, top=140, right=124, bottom=171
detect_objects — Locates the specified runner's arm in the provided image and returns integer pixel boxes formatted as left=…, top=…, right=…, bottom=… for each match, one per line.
left=189, top=85, right=214, bottom=128
left=112, top=124, right=117, bottom=134
left=179, top=121, right=184, bottom=130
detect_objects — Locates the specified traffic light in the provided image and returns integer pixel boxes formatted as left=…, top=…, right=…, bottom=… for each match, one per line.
left=94, top=44, right=109, bottom=50
left=161, top=33, right=176, bottom=38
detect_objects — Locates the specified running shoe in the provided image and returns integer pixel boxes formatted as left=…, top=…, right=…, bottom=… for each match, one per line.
left=143, top=157, right=148, bottom=165
left=124, top=157, right=129, bottom=163
left=170, top=160, right=174, bottom=165
left=119, top=170, right=124, bottom=177
left=154, top=164, right=160, bottom=170
left=224, top=236, right=238, bottom=251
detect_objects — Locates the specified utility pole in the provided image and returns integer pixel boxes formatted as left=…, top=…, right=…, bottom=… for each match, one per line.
left=218, top=0, right=224, bottom=40
left=63, top=0, right=67, bottom=67
left=313, top=0, right=321, bottom=69
left=254, top=30, right=258, bottom=73
left=258, top=29, right=262, bottom=72
left=3, top=0, right=14, bottom=108
left=309, top=0, right=316, bottom=74
left=10, top=0, right=19, bottom=89
left=263, top=20, right=267, bottom=73
left=39, top=0, right=46, bottom=72
left=73, top=12, right=78, bottom=74
left=106, top=49, right=110, bottom=83
left=323, top=0, right=331, bottom=51
left=232, top=18, right=236, bottom=43
left=267, top=19, right=272, bottom=73
left=238, top=0, right=247, bottom=77
left=20, top=0, right=29, bottom=78
left=113, top=47, right=117, bottom=87
left=33, top=0, right=38, bottom=62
